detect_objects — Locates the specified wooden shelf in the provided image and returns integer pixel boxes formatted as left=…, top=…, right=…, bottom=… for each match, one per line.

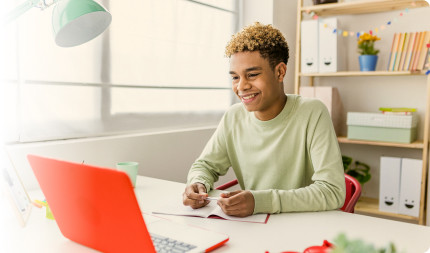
left=300, top=71, right=427, bottom=77
left=301, top=0, right=429, bottom=16
left=355, top=197, right=419, bottom=222
left=295, top=0, right=430, bottom=225
left=337, top=136, right=425, bottom=149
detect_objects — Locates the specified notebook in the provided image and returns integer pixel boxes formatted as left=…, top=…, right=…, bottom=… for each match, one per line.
left=152, top=194, right=269, bottom=224
left=27, top=154, right=229, bottom=253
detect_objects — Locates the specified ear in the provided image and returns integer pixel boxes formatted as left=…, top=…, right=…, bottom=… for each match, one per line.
left=275, top=62, right=287, bottom=82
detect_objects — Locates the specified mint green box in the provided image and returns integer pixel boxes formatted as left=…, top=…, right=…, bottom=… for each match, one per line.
left=347, top=125, right=417, bottom=143
left=347, top=112, right=418, bottom=143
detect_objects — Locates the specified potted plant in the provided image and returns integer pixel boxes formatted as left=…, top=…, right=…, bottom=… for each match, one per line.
left=357, top=33, right=380, bottom=71
left=342, top=155, right=371, bottom=185
left=332, top=233, right=397, bottom=253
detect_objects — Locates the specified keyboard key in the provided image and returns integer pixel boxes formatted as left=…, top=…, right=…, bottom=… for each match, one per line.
left=150, top=233, right=196, bottom=253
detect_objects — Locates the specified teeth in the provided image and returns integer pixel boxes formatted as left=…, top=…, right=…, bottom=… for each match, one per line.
left=242, top=94, right=256, bottom=100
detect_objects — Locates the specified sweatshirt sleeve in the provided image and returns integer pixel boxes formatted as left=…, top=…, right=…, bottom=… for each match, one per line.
left=251, top=103, right=346, bottom=214
left=187, top=116, right=231, bottom=192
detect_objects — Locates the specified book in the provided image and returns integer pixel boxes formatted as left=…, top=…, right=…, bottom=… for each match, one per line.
left=386, top=33, right=396, bottom=71
left=152, top=191, right=269, bottom=224
left=381, top=111, right=414, bottom=115
left=424, top=44, right=430, bottom=71
left=388, top=33, right=400, bottom=71
left=409, top=32, right=422, bottom=70
left=398, top=32, right=410, bottom=71
left=403, top=32, right=417, bottom=71
left=416, top=31, right=430, bottom=71
left=379, top=107, right=417, bottom=115
left=394, top=32, right=405, bottom=71
left=379, top=107, right=417, bottom=113
left=411, top=32, right=424, bottom=71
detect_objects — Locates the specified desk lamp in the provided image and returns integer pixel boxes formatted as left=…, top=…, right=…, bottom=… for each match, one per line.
left=4, top=0, right=112, bottom=47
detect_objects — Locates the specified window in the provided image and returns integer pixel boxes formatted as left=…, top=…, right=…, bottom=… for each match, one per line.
left=0, top=0, right=238, bottom=142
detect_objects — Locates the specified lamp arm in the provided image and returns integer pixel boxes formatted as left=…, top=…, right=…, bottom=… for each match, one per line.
left=3, top=0, right=60, bottom=24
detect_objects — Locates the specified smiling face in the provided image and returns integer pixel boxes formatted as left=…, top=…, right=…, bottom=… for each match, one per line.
left=229, top=51, right=287, bottom=121
left=384, top=196, right=395, bottom=206
left=403, top=198, right=416, bottom=209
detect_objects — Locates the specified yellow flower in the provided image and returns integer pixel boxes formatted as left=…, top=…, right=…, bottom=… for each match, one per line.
left=358, top=33, right=380, bottom=44
left=357, top=33, right=381, bottom=55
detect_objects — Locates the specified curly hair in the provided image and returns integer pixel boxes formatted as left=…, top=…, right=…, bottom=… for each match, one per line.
left=225, top=22, right=289, bottom=69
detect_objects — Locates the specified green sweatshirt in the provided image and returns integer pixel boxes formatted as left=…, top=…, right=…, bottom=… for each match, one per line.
left=187, top=94, right=346, bottom=214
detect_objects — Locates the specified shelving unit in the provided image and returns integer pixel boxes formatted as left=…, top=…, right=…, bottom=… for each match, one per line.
left=294, top=0, right=430, bottom=225
left=337, top=136, right=425, bottom=149
left=300, top=70, right=426, bottom=77
left=355, top=197, right=420, bottom=222
left=300, top=0, right=428, bottom=16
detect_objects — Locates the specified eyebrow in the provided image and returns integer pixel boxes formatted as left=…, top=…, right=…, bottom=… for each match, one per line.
left=229, top=66, right=263, bottom=75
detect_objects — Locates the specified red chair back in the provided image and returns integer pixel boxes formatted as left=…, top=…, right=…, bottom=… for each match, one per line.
left=341, top=174, right=362, bottom=213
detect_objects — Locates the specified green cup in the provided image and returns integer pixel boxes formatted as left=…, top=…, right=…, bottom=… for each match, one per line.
left=116, top=162, right=139, bottom=187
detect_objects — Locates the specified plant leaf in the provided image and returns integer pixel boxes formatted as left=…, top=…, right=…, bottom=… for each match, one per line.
left=342, top=156, right=371, bottom=185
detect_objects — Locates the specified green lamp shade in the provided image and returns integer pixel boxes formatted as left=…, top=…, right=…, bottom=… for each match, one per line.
left=52, top=0, right=112, bottom=47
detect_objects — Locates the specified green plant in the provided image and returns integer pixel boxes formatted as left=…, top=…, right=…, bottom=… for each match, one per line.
left=357, top=33, right=380, bottom=55
left=332, top=233, right=399, bottom=253
left=342, top=155, right=371, bottom=185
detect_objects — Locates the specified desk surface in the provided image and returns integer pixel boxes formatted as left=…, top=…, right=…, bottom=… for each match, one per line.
left=2, top=176, right=430, bottom=253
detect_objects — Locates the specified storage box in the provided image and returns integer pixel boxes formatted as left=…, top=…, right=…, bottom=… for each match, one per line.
left=299, top=86, right=344, bottom=135
left=347, top=112, right=418, bottom=143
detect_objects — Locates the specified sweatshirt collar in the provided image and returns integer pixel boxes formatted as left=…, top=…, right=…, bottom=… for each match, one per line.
left=250, top=94, right=297, bottom=127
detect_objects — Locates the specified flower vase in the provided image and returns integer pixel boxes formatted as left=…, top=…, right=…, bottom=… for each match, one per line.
left=359, top=55, right=378, bottom=71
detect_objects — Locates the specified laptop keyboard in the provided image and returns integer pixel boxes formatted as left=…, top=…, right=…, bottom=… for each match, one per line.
left=150, top=233, right=197, bottom=253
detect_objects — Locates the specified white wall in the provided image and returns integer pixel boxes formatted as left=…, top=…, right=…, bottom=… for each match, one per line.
left=6, top=127, right=236, bottom=191
left=273, top=0, right=298, bottom=95
left=240, top=0, right=297, bottom=94
left=241, top=0, right=274, bottom=26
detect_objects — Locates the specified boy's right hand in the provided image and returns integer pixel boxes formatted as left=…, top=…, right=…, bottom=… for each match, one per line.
left=182, top=183, right=210, bottom=209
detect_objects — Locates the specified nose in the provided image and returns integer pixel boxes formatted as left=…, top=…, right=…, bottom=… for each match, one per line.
left=237, top=78, right=251, bottom=91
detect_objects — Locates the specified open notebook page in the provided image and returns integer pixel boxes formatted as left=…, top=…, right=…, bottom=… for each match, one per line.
left=152, top=193, right=269, bottom=224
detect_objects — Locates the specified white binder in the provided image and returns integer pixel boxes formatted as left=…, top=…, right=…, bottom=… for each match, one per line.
left=301, top=20, right=319, bottom=73
left=379, top=156, right=401, bottom=213
left=318, top=17, right=344, bottom=72
left=399, top=158, right=422, bottom=217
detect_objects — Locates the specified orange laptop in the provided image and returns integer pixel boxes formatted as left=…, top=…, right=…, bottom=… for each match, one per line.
left=27, top=154, right=229, bottom=253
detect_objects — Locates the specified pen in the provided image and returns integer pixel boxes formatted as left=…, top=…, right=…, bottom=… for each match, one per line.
left=205, top=197, right=219, bottom=201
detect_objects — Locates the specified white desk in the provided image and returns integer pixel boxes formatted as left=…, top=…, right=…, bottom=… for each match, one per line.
left=2, top=176, right=430, bottom=253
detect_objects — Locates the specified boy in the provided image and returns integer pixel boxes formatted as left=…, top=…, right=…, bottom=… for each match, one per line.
left=183, top=22, right=345, bottom=217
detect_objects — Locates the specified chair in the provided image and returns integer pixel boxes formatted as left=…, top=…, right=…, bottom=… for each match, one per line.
left=215, top=174, right=362, bottom=213
left=341, top=174, right=361, bottom=213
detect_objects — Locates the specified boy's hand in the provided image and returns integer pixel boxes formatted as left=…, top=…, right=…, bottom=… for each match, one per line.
left=217, top=190, right=255, bottom=217
left=182, top=183, right=210, bottom=209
